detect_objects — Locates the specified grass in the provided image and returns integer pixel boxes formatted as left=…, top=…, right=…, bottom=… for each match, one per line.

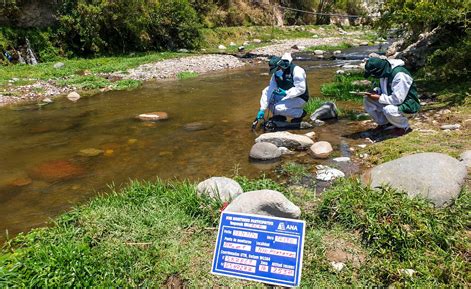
left=1, top=177, right=468, bottom=287
left=320, top=72, right=370, bottom=101
left=306, top=42, right=353, bottom=52
left=176, top=71, right=199, bottom=80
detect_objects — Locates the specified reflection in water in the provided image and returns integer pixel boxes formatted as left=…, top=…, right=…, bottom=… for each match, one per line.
left=0, top=60, right=365, bottom=240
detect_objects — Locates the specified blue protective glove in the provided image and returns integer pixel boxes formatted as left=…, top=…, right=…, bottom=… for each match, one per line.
left=256, top=109, right=265, bottom=120
left=274, top=88, right=287, bottom=96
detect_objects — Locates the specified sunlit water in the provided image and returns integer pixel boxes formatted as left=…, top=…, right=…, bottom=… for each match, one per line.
left=0, top=59, right=367, bottom=240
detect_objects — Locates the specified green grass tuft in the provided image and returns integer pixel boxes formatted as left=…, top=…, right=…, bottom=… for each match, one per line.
left=176, top=71, right=199, bottom=80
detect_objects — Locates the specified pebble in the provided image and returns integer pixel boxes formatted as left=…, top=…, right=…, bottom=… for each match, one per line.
left=357, top=144, right=367, bottom=148
left=440, top=124, right=461, bottom=130
left=333, top=157, right=351, bottom=163
left=316, top=165, right=345, bottom=181
left=218, top=44, right=226, bottom=50
left=331, top=261, right=345, bottom=272
left=67, top=92, right=81, bottom=102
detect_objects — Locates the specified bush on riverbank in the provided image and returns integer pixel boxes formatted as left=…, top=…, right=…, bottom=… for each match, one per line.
left=0, top=176, right=469, bottom=287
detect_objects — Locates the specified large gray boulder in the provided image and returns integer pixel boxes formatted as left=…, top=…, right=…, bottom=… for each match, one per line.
left=310, top=102, right=338, bottom=121
left=459, top=150, right=471, bottom=169
left=255, top=131, right=313, bottom=150
left=249, top=142, right=281, bottom=161
left=197, top=177, right=243, bottom=202
left=225, top=190, right=301, bottom=219
left=363, top=153, right=468, bottom=207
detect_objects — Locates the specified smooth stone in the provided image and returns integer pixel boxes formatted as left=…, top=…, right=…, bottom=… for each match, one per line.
left=9, top=177, right=32, bottom=187
left=218, top=44, right=226, bottom=50
left=304, top=132, right=316, bottom=139
left=310, top=102, right=338, bottom=121
left=183, top=122, right=214, bottom=131
left=333, top=157, right=351, bottom=163
left=30, top=160, right=85, bottom=182
left=79, top=148, right=104, bottom=157
left=178, top=49, right=189, bottom=53
left=333, top=50, right=342, bottom=55
left=459, top=150, right=471, bottom=169
left=278, top=147, right=295, bottom=155
left=53, top=62, right=64, bottom=69
left=362, top=152, right=468, bottom=207
left=249, top=142, right=282, bottom=161
left=243, top=41, right=250, bottom=46
left=137, top=112, right=168, bottom=121
left=67, top=92, right=81, bottom=102
left=225, top=190, right=301, bottom=219
left=331, top=261, right=345, bottom=272
left=197, top=177, right=243, bottom=202
left=229, top=42, right=237, bottom=46
left=360, top=42, right=369, bottom=46
left=310, top=141, right=333, bottom=159
left=255, top=131, right=313, bottom=150
left=440, top=124, right=461, bottom=130
left=336, top=69, right=345, bottom=74
left=314, top=50, right=324, bottom=55
left=42, top=97, right=53, bottom=103
left=253, top=39, right=262, bottom=43
left=316, top=165, right=345, bottom=181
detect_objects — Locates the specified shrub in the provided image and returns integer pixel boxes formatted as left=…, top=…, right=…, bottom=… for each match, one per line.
left=56, top=0, right=201, bottom=56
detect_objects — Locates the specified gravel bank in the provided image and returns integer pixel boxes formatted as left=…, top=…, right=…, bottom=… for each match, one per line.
left=250, top=37, right=346, bottom=56
left=112, top=54, right=244, bottom=81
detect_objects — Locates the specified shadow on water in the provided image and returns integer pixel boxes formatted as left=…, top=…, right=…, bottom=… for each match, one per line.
left=0, top=57, right=372, bottom=240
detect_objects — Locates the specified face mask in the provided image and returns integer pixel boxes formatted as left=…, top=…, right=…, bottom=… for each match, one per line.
left=275, top=70, right=283, bottom=79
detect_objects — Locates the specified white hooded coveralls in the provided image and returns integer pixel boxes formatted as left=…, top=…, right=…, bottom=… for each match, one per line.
left=259, top=53, right=307, bottom=118
left=364, top=59, right=414, bottom=129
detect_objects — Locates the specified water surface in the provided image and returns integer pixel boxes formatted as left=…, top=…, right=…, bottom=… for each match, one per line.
left=0, top=59, right=365, bottom=240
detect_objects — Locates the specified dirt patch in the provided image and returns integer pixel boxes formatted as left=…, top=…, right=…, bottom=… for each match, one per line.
left=164, top=274, right=189, bottom=289
left=323, top=234, right=366, bottom=268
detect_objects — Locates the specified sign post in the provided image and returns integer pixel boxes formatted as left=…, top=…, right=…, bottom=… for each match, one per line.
left=211, top=212, right=306, bottom=287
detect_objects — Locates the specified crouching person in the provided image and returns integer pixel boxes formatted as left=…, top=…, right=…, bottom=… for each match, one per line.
left=363, top=57, right=420, bottom=136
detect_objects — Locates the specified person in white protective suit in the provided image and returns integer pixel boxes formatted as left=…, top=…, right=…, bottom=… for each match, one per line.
left=256, top=53, right=309, bottom=123
left=362, top=57, right=420, bottom=136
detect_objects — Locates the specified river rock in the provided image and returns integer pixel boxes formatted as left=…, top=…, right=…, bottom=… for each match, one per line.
left=363, top=152, right=468, bottom=207
left=197, top=177, right=243, bottom=202
left=310, top=141, right=333, bottom=159
left=8, top=177, right=32, bottom=187
left=253, top=39, right=262, bottom=43
left=310, top=102, right=338, bottom=121
left=137, top=112, right=168, bottom=121
left=333, top=50, right=342, bottom=55
left=249, top=142, right=282, bottom=161
left=255, top=131, right=313, bottom=150
left=229, top=42, right=237, bottom=46
left=333, top=157, right=351, bottom=163
left=459, top=150, right=471, bottom=169
left=42, top=97, right=53, bottom=104
left=79, top=148, right=104, bottom=157
left=53, top=62, right=64, bottom=69
left=360, top=42, right=369, bottom=46
left=183, top=122, right=214, bottom=131
left=218, top=44, right=226, bottom=50
left=278, top=147, right=295, bottom=155
left=342, top=64, right=361, bottom=71
left=30, top=160, right=85, bottom=182
left=440, top=124, right=461, bottom=130
left=336, top=70, right=345, bottom=74
left=225, top=190, right=301, bottom=218
left=304, top=132, right=316, bottom=139
left=314, top=50, right=324, bottom=55
left=316, top=165, right=345, bottom=181
left=67, top=92, right=81, bottom=102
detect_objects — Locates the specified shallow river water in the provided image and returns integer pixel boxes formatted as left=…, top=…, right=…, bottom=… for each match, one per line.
left=0, top=58, right=368, bottom=240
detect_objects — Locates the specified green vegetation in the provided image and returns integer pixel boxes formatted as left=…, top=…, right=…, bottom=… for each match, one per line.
left=176, top=71, right=199, bottom=80
left=320, top=72, right=370, bottom=101
left=378, top=0, right=470, bottom=82
left=1, top=176, right=468, bottom=287
left=306, top=42, right=352, bottom=52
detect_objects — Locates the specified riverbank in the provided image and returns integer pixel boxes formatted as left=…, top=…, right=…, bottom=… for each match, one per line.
left=1, top=66, right=470, bottom=287
left=0, top=25, right=378, bottom=107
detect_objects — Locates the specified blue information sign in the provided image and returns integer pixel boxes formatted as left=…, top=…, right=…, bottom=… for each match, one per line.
left=211, top=212, right=305, bottom=287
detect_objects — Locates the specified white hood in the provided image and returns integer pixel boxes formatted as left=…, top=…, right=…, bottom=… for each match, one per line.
left=281, top=52, right=293, bottom=64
